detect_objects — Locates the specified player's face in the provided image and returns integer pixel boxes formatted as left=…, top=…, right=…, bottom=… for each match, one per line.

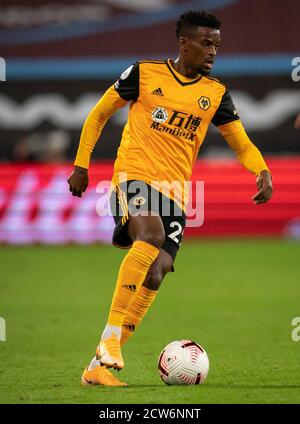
left=182, top=27, right=221, bottom=75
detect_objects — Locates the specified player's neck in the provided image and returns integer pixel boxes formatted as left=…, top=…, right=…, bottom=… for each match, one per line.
left=171, top=57, right=200, bottom=79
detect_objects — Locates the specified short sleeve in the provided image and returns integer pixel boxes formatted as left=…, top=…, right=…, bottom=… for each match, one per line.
left=114, top=62, right=139, bottom=101
left=212, top=89, right=239, bottom=126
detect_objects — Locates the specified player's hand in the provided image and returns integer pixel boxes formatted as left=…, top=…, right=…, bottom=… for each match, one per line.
left=251, top=170, right=273, bottom=204
left=67, top=166, right=89, bottom=197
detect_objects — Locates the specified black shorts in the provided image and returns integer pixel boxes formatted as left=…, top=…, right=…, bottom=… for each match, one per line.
left=109, top=180, right=186, bottom=262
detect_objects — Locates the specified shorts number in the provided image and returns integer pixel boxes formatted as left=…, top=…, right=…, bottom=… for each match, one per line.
left=168, top=221, right=183, bottom=244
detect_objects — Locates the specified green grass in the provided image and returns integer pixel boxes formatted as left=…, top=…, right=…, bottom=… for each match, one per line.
left=0, top=240, right=300, bottom=404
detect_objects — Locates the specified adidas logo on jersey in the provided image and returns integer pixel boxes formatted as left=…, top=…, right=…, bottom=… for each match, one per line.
left=121, top=284, right=137, bottom=292
left=152, top=88, right=164, bottom=96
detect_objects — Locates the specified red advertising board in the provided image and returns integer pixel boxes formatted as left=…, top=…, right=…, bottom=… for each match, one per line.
left=0, top=158, right=299, bottom=244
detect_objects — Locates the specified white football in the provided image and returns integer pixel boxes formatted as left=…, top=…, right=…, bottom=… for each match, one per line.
left=158, top=340, right=209, bottom=385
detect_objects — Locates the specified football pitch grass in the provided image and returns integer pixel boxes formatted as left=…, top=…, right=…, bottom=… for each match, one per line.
left=1, top=240, right=300, bottom=404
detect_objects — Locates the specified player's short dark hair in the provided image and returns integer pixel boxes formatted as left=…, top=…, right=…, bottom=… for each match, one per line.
left=176, top=10, right=221, bottom=39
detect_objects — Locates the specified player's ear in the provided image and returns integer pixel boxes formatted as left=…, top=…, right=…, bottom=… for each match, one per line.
left=178, top=36, right=188, bottom=50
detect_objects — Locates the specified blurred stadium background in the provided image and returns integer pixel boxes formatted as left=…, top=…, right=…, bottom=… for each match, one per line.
left=0, top=0, right=299, bottom=243
left=1, top=0, right=300, bottom=405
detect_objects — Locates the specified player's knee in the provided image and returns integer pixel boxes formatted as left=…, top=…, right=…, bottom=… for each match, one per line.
left=139, top=230, right=165, bottom=248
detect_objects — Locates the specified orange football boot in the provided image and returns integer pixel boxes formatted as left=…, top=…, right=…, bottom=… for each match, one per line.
left=96, top=332, right=124, bottom=370
left=81, top=365, right=127, bottom=387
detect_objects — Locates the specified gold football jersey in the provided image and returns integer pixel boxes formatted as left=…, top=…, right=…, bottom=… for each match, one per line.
left=112, top=59, right=239, bottom=209
left=75, top=58, right=269, bottom=209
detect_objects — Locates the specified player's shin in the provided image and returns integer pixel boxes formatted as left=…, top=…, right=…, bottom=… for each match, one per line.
left=121, top=285, right=158, bottom=345
left=97, top=241, right=159, bottom=369
left=107, top=240, right=159, bottom=329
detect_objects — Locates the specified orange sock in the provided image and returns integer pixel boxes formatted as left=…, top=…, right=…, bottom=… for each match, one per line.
left=121, top=285, right=158, bottom=345
left=107, top=240, right=159, bottom=327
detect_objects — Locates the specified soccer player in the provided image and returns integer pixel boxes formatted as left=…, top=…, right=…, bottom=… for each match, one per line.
left=68, top=11, right=273, bottom=387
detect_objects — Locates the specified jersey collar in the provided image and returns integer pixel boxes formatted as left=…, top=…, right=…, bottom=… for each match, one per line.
left=166, top=59, right=202, bottom=86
